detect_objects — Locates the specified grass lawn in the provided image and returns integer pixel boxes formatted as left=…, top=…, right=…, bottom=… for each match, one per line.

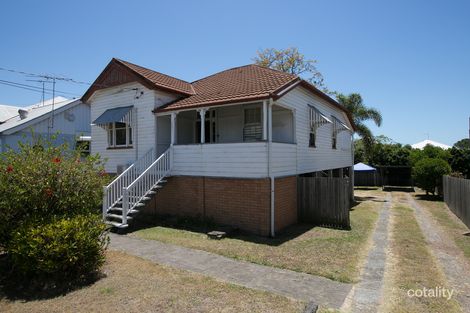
left=414, top=193, right=470, bottom=261
left=132, top=194, right=383, bottom=283
left=382, top=204, right=462, bottom=313
left=0, top=251, right=304, bottom=313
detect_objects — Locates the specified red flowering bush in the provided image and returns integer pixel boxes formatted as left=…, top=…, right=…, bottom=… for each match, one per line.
left=0, top=134, right=109, bottom=283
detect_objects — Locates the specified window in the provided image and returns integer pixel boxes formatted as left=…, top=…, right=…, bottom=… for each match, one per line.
left=331, top=116, right=350, bottom=150
left=332, top=131, right=337, bottom=149
left=308, top=105, right=331, bottom=148
left=76, top=140, right=90, bottom=157
left=107, top=122, right=132, bottom=147
left=309, top=131, right=316, bottom=147
left=243, top=107, right=262, bottom=142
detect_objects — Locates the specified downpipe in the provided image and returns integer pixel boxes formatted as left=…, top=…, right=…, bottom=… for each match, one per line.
left=268, top=98, right=275, bottom=237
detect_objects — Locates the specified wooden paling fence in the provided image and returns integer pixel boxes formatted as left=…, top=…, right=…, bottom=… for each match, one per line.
left=443, top=175, right=470, bottom=229
left=298, top=177, right=351, bottom=229
left=354, top=171, right=381, bottom=186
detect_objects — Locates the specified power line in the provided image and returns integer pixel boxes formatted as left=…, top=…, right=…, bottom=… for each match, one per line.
left=0, top=65, right=114, bottom=88
left=0, top=79, right=79, bottom=96
left=0, top=80, right=77, bottom=97
left=0, top=66, right=95, bottom=86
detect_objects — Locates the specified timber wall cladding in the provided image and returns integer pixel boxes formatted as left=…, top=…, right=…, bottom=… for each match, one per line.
left=443, top=175, right=470, bottom=229
left=144, top=175, right=298, bottom=236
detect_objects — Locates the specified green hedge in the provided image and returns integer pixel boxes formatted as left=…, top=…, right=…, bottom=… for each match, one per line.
left=413, top=158, right=451, bottom=195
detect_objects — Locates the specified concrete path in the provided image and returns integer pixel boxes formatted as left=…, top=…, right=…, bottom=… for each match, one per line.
left=109, top=233, right=353, bottom=309
left=342, top=193, right=392, bottom=313
left=407, top=194, right=470, bottom=312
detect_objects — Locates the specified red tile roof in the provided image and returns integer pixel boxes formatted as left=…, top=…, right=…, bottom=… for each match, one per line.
left=115, top=59, right=195, bottom=95
left=82, top=59, right=354, bottom=129
left=158, top=64, right=298, bottom=111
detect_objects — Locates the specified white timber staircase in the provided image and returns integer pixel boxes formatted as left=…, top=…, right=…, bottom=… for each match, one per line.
left=102, top=147, right=172, bottom=229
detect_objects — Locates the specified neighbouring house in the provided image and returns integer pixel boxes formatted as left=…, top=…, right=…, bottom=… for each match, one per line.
left=0, top=104, right=20, bottom=123
left=83, top=58, right=355, bottom=236
left=411, top=139, right=451, bottom=150
left=0, top=97, right=91, bottom=153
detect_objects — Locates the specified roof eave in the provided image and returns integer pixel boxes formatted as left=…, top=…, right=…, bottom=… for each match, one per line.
left=153, top=94, right=271, bottom=113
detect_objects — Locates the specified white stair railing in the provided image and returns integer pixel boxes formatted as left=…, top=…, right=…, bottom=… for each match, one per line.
left=102, top=148, right=154, bottom=218
left=121, top=148, right=172, bottom=224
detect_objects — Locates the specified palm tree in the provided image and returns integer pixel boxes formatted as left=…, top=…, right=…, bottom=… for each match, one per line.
left=336, top=93, right=382, bottom=156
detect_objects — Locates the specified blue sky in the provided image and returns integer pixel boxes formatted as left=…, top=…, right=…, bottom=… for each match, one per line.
left=0, top=0, right=469, bottom=145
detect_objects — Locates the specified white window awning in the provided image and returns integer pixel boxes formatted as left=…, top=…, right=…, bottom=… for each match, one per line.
left=308, top=104, right=332, bottom=130
left=332, top=116, right=351, bottom=134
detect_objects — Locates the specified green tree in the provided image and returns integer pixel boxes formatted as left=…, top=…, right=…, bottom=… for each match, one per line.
left=412, top=158, right=451, bottom=195
left=336, top=93, right=382, bottom=156
left=354, top=139, right=366, bottom=163
left=409, top=145, right=451, bottom=166
left=368, top=142, right=411, bottom=167
left=449, top=147, right=470, bottom=178
left=453, top=138, right=470, bottom=149
left=253, top=47, right=327, bottom=91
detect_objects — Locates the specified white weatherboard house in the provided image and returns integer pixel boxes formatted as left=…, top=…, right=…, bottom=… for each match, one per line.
left=83, top=58, right=355, bottom=236
left=0, top=97, right=90, bottom=153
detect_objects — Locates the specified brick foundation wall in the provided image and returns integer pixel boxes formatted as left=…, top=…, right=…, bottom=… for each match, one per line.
left=144, top=175, right=297, bottom=236
left=274, top=176, right=298, bottom=232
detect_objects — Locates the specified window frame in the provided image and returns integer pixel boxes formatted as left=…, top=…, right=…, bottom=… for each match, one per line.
left=107, top=121, right=133, bottom=148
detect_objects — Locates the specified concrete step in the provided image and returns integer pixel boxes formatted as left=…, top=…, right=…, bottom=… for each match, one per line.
left=109, top=207, right=140, bottom=214
left=106, top=213, right=134, bottom=221
left=105, top=220, right=128, bottom=228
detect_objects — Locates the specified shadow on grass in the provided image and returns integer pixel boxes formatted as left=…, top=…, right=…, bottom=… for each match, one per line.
left=124, top=214, right=336, bottom=247
left=350, top=195, right=386, bottom=210
left=0, top=254, right=104, bottom=301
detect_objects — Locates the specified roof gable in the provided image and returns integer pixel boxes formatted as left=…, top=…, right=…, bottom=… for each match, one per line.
left=81, top=58, right=194, bottom=102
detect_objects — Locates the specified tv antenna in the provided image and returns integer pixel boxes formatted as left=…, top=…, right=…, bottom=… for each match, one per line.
left=27, top=76, right=56, bottom=136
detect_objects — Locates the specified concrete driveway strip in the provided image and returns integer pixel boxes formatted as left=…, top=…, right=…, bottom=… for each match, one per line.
left=343, top=193, right=392, bottom=313
left=407, top=194, right=470, bottom=312
left=109, top=233, right=353, bottom=309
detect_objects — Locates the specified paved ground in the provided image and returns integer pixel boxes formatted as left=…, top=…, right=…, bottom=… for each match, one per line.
left=109, top=233, right=353, bottom=309
left=407, top=194, right=470, bottom=312
left=342, top=193, right=392, bottom=313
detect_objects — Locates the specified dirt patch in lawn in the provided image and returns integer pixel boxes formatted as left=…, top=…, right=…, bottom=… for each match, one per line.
left=0, top=251, right=304, bottom=313
left=132, top=194, right=384, bottom=283
left=381, top=204, right=462, bottom=313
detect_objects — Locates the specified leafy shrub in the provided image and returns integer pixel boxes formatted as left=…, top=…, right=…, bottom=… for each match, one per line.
left=0, top=134, right=108, bottom=247
left=8, top=214, right=108, bottom=282
left=412, top=158, right=451, bottom=195
left=0, top=133, right=109, bottom=287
